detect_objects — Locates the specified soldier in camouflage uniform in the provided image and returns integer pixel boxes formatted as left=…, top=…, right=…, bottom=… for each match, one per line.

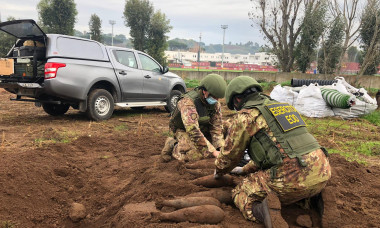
left=161, top=74, right=227, bottom=162
left=214, top=76, right=331, bottom=228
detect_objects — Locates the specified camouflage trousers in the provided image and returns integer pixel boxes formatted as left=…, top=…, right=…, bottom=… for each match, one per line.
left=232, top=149, right=331, bottom=221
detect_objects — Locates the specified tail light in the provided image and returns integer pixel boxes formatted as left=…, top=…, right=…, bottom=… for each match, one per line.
left=44, top=62, right=66, bottom=79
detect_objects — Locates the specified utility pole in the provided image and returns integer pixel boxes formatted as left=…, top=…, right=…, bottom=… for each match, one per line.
left=198, top=32, right=202, bottom=72
left=221, top=25, right=228, bottom=68
left=109, top=20, right=116, bottom=46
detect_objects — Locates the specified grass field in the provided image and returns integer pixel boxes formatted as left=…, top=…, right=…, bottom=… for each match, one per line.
left=305, top=112, right=380, bottom=165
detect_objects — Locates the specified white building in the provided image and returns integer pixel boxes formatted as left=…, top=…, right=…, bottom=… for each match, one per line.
left=165, top=51, right=277, bottom=66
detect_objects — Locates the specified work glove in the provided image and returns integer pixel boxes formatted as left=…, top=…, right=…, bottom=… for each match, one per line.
left=213, top=169, right=223, bottom=180
left=230, top=166, right=244, bottom=175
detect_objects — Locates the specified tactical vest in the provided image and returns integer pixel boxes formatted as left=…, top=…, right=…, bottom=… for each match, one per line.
left=169, top=89, right=217, bottom=132
left=243, top=94, right=320, bottom=172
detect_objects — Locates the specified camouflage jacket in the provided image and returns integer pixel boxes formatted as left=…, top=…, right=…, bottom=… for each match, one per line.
left=215, top=107, right=266, bottom=174
left=176, top=96, right=224, bottom=155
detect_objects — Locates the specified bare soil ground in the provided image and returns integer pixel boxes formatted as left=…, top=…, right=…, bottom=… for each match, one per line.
left=0, top=88, right=379, bottom=228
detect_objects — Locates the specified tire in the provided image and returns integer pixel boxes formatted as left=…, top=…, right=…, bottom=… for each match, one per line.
left=165, top=90, right=182, bottom=113
left=42, top=103, right=70, bottom=116
left=86, top=89, right=114, bottom=121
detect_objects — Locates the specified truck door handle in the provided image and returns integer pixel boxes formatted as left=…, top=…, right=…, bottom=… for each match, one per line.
left=119, top=71, right=127, bottom=75
left=144, top=75, right=151, bottom=79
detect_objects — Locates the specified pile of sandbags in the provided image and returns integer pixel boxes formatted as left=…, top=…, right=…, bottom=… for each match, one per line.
left=270, top=77, right=378, bottom=118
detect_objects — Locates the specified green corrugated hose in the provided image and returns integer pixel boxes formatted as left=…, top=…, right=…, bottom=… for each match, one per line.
left=320, top=88, right=355, bottom=109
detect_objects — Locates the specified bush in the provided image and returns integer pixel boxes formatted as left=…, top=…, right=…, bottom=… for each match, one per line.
left=185, top=79, right=200, bottom=88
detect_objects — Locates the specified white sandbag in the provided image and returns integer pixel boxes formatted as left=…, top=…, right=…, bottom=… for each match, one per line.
left=333, top=99, right=378, bottom=119
left=334, top=76, right=377, bottom=105
left=270, top=84, right=299, bottom=105
left=334, top=76, right=359, bottom=94
left=323, top=81, right=351, bottom=95
left=358, top=88, right=378, bottom=105
left=295, top=84, right=335, bottom=118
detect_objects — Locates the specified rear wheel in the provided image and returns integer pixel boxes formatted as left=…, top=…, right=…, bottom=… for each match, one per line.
left=86, top=89, right=114, bottom=121
left=165, top=90, right=182, bottom=113
left=42, top=103, right=70, bottom=116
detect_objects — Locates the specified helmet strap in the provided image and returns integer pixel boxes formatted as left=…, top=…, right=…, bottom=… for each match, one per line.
left=235, top=92, right=261, bottom=110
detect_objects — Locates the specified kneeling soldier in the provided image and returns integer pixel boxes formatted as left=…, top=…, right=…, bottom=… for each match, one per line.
left=214, top=76, right=331, bottom=228
left=161, top=74, right=227, bottom=162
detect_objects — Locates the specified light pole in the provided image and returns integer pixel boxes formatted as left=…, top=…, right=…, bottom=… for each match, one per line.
left=109, top=20, right=116, bottom=46
left=221, top=25, right=228, bottom=68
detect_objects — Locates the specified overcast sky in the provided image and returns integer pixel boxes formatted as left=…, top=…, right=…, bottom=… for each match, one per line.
left=0, top=0, right=264, bottom=45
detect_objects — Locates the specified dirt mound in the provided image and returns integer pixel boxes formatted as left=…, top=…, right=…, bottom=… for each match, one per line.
left=0, top=89, right=379, bottom=227
left=1, top=135, right=379, bottom=228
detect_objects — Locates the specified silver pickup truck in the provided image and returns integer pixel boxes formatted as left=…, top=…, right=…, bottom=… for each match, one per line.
left=0, top=19, right=186, bottom=120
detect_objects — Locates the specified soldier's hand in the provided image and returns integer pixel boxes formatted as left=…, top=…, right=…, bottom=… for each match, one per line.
left=213, top=169, right=223, bottom=179
left=230, top=166, right=244, bottom=175
left=212, top=150, right=220, bottom=158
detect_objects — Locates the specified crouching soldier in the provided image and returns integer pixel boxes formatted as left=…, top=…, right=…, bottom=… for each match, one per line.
left=214, top=76, right=331, bottom=228
left=161, top=74, right=227, bottom=162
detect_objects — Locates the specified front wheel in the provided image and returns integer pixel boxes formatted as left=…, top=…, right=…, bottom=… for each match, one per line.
left=42, top=103, right=70, bottom=116
left=165, top=90, right=182, bottom=113
left=86, top=89, right=114, bottom=121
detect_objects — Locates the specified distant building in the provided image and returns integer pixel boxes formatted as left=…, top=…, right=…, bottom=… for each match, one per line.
left=165, top=51, right=277, bottom=66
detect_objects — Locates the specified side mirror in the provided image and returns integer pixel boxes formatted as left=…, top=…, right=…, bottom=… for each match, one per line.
left=162, top=66, right=169, bottom=74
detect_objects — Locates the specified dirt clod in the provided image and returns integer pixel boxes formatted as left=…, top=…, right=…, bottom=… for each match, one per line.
left=69, top=203, right=86, bottom=222
left=296, top=214, right=312, bottom=228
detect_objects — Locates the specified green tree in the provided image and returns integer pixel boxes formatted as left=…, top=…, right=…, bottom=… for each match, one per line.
left=347, top=46, right=360, bottom=62
left=89, top=14, right=102, bottom=42
left=123, top=0, right=153, bottom=51
left=146, top=10, right=172, bottom=65
left=37, top=0, right=78, bottom=35
left=0, top=16, right=17, bottom=57
left=249, top=0, right=326, bottom=72
left=295, top=1, right=327, bottom=73
left=168, top=40, right=188, bottom=51
left=114, top=34, right=127, bottom=43
left=329, top=0, right=362, bottom=72
left=318, top=16, right=345, bottom=74
left=359, top=0, right=380, bottom=76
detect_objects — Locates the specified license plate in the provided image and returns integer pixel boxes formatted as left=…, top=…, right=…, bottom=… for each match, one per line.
left=17, top=83, right=41, bottom=88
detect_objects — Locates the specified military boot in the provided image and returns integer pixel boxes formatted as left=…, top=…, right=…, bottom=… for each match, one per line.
left=161, top=137, right=176, bottom=162
left=252, top=193, right=288, bottom=228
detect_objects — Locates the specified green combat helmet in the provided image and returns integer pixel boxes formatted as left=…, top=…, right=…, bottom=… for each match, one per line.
left=225, top=76, right=263, bottom=110
left=199, top=74, right=227, bottom=98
